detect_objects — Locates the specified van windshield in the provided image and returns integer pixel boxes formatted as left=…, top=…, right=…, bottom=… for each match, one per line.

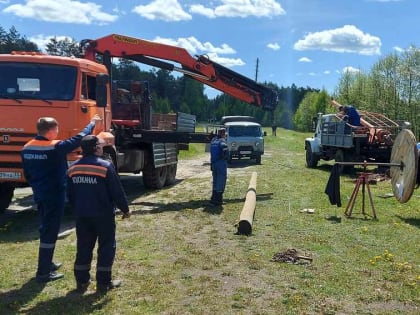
left=229, top=126, right=262, bottom=137
left=0, top=62, right=77, bottom=101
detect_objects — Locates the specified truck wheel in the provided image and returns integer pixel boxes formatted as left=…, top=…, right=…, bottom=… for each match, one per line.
left=255, top=155, right=262, bottom=165
left=0, top=183, right=15, bottom=213
left=165, top=164, right=177, bottom=186
left=143, top=164, right=168, bottom=189
left=305, top=145, right=319, bottom=168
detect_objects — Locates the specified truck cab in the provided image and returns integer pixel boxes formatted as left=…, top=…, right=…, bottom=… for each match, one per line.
left=0, top=52, right=109, bottom=212
left=221, top=116, right=265, bottom=164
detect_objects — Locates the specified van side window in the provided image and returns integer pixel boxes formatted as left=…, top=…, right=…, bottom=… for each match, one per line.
left=81, top=73, right=97, bottom=100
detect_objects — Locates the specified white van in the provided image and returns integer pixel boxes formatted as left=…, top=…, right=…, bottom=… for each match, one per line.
left=221, top=116, right=265, bottom=164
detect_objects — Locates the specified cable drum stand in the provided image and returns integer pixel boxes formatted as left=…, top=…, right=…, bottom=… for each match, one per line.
left=335, top=129, right=418, bottom=219
left=337, top=161, right=403, bottom=219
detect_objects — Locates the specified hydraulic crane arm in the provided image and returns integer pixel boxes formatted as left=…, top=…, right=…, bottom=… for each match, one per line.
left=80, top=34, right=277, bottom=111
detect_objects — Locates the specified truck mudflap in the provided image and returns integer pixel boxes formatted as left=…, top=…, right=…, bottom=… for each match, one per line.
left=142, top=142, right=178, bottom=189
left=152, top=142, right=178, bottom=168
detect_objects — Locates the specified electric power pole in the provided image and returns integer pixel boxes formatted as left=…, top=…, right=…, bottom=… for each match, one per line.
left=255, top=58, right=259, bottom=82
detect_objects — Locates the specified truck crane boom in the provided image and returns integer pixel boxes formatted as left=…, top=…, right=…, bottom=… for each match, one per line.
left=81, top=34, right=277, bottom=111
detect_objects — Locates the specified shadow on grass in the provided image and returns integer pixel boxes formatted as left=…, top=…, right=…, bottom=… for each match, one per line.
left=129, top=198, right=242, bottom=215
left=0, top=209, right=77, bottom=243
left=0, top=209, right=39, bottom=242
left=0, top=278, right=108, bottom=315
left=227, top=159, right=260, bottom=168
left=396, top=215, right=420, bottom=229
left=0, top=278, right=46, bottom=315
left=128, top=193, right=273, bottom=216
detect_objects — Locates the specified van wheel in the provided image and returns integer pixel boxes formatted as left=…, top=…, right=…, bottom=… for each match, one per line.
left=255, top=155, right=261, bottom=165
left=0, top=184, right=14, bottom=213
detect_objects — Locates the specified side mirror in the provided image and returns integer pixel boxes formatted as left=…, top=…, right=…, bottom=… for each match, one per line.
left=96, top=73, right=109, bottom=108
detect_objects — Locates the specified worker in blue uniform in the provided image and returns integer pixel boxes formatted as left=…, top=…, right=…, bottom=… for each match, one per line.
left=67, top=135, right=131, bottom=293
left=330, top=99, right=361, bottom=127
left=21, top=115, right=101, bottom=283
left=210, top=128, right=228, bottom=205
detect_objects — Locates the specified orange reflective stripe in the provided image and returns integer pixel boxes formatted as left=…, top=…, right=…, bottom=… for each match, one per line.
left=23, top=139, right=60, bottom=150
left=68, top=164, right=107, bottom=178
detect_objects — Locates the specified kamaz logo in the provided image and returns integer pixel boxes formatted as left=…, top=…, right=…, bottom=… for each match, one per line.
left=2, top=135, right=9, bottom=143
left=0, top=128, right=24, bottom=132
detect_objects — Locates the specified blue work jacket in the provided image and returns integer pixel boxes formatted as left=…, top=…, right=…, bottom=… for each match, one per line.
left=67, top=155, right=129, bottom=217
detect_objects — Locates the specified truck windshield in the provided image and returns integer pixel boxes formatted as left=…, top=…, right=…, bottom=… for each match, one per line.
left=229, top=126, right=262, bottom=137
left=0, top=62, right=77, bottom=101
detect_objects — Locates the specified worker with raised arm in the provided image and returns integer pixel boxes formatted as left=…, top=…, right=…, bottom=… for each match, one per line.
left=330, top=99, right=361, bottom=127
left=67, top=135, right=131, bottom=293
left=21, top=114, right=101, bottom=283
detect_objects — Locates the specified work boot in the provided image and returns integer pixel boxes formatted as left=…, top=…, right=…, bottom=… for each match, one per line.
left=50, top=262, right=62, bottom=271
left=76, top=280, right=91, bottom=293
left=218, top=192, right=224, bottom=205
left=36, top=271, right=64, bottom=283
left=210, top=192, right=223, bottom=205
left=97, top=279, right=122, bottom=293
left=209, top=190, right=217, bottom=205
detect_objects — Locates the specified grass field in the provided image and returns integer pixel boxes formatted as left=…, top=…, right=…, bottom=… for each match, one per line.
left=0, top=128, right=419, bottom=315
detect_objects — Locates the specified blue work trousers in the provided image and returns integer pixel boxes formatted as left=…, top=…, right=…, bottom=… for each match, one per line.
left=211, top=159, right=227, bottom=193
left=74, top=215, right=116, bottom=285
left=36, top=196, right=65, bottom=276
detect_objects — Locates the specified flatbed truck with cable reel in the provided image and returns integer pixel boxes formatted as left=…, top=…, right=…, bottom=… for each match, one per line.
left=305, top=110, right=410, bottom=172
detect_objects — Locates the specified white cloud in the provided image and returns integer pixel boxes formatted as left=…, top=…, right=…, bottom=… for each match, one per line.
left=324, top=70, right=331, bottom=74
left=29, top=34, right=75, bottom=51
left=267, top=42, right=280, bottom=50
left=207, top=54, right=245, bottom=67
left=132, top=0, right=191, bottom=22
left=189, top=4, right=217, bottom=18
left=393, top=46, right=404, bottom=53
left=190, top=0, right=286, bottom=18
left=298, top=57, right=312, bottom=62
left=3, top=0, right=117, bottom=24
left=112, top=4, right=126, bottom=15
left=293, top=25, right=381, bottom=56
left=152, top=36, right=244, bottom=67
left=342, top=66, right=360, bottom=74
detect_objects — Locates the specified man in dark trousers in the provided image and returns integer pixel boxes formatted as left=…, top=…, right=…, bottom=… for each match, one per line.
left=67, top=135, right=131, bottom=293
left=209, top=128, right=228, bottom=205
left=22, top=115, right=101, bottom=283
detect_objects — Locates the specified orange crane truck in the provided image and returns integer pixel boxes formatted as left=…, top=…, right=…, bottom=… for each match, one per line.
left=0, top=34, right=277, bottom=212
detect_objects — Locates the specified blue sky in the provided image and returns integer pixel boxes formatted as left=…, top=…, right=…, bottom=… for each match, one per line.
left=0, top=0, right=418, bottom=98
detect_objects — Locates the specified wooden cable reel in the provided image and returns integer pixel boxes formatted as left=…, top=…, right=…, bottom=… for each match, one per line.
left=390, top=129, right=418, bottom=203
left=334, top=128, right=418, bottom=218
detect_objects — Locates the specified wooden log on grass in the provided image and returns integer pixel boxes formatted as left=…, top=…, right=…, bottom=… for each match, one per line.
left=237, top=172, right=257, bottom=235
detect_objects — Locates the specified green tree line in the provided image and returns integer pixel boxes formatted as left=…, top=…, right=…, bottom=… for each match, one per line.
left=294, top=47, right=420, bottom=139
